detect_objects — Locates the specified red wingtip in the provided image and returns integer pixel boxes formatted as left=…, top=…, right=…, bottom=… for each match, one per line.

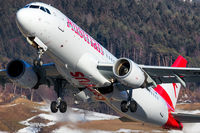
left=171, top=55, right=187, bottom=67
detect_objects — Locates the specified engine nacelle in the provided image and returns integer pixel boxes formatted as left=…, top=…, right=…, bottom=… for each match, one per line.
left=6, top=60, right=38, bottom=88
left=113, top=58, right=145, bottom=88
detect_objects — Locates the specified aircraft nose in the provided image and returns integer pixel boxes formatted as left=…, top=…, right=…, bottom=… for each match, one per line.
left=16, top=9, right=33, bottom=36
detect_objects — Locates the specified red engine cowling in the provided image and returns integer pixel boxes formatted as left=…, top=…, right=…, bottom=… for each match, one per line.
left=113, top=58, right=146, bottom=88
left=6, top=60, right=38, bottom=88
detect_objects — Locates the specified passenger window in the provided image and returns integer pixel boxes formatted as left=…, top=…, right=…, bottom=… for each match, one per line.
left=30, top=5, right=39, bottom=9
left=24, top=5, right=29, bottom=8
left=40, top=7, right=46, bottom=12
left=45, top=8, right=51, bottom=14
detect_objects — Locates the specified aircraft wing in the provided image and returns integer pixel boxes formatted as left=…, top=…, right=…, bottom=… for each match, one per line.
left=0, top=69, right=10, bottom=86
left=97, top=63, right=114, bottom=80
left=41, top=63, right=63, bottom=79
left=172, top=112, right=200, bottom=123
left=139, top=65, right=200, bottom=84
left=0, top=62, right=64, bottom=87
left=97, top=63, right=200, bottom=85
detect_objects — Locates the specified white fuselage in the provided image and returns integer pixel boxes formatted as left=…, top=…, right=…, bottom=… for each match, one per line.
left=16, top=2, right=177, bottom=127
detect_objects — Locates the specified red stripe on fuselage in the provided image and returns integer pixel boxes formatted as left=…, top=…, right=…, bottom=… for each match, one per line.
left=154, top=85, right=174, bottom=110
left=163, top=111, right=183, bottom=130
left=172, top=83, right=177, bottom=98
left=154, top=85, right=182, bottom=130
left=162, top=56, right=187, bottom=130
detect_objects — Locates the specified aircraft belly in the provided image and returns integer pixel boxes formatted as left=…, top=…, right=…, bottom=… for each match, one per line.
left=132, top=89, right=168, bottom=125
left=109, top=88, right=168, bottom=126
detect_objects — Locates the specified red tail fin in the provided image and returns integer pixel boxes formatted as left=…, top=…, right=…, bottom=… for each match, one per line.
left=171, top=56, right=187, bottom=67
left=155, top=56, right=188, bottom=110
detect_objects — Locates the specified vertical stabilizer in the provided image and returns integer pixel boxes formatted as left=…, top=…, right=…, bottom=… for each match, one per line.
left=154, top=56, right=187, bottom=110
left=171, top=55, right=187, bottom=67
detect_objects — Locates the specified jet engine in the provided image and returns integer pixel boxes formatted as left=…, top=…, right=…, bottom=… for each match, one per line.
left=113, top=58, right=146, bottom=88
left=6, top=60, right=38, bottom=88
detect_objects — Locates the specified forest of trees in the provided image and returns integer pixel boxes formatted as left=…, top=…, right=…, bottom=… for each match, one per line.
left=1, top=0, right=200, bottom=67
left=1, top=0, right=200, bottom=110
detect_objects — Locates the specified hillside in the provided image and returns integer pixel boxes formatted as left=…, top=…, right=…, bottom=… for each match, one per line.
left=1, top=0, right=200, bottom=66
left=0, top=0, right=200, bottom=108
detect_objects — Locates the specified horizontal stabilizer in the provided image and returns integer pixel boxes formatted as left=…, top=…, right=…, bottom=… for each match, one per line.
left=172, top=112, right=200, bottom=123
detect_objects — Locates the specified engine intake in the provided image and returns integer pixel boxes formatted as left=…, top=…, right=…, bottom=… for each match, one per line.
left=113, top=58, right=146, bottom=88
left=7, top=60, right=38, bottom=88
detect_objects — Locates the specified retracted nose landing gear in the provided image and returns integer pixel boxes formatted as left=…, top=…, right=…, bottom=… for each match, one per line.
left=51, top=79, right=67, bottom=113
left=120, top=90, right=137, bottom=113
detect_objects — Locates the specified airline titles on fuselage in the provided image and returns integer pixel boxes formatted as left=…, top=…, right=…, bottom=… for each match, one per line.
left=66, top=18, right=104, bottom=56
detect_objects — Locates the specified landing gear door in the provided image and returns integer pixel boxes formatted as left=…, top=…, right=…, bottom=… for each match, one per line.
left=26, top=37, right=48, bottom=51
left=34, top=37, right=48, bottom=51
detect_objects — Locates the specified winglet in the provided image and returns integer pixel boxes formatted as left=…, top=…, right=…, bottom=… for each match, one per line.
left=171, top=56, right=187, bottom=67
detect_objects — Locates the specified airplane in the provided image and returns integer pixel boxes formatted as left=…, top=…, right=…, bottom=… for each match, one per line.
left=1, top=2, right=200, bottom=130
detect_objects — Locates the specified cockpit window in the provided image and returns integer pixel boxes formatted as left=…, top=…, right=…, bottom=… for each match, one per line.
left=25, top=4, right=51, bottom=15
left=24, top=5, right=29, bottom=8
left=30, top=5, right=40, bottom=9
left=40, top=6, right=46, bottom=12
left=45, top=8, right=51, bottom=14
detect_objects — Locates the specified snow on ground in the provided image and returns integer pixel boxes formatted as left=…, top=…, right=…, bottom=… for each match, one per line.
left=52, top=126, right=200, bottom=133
left=0, top=103, right=19, bottom=108
left=38, top=104, right=50, bottom=112
left=0, top=131, right=9, bottom=133
left=169, top=123, right=200, bottom=133
left=17, top=126, right=40, bottom=133
left=71, top=108, right=119, bottom=121
left=18, top=104, right=200, bottom=133
left=52, top=126, right=155, bottom=133
left=18, top=104, right=119, bottom=133
left=182, top=123, right=200, bottom=133
left=37, top=105, right=118, bottom=123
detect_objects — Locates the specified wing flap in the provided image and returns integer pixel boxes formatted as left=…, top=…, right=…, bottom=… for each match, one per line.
left=139, top=65, right=200, bottom=84
left=97, top=63, right=200, bottom=85
left=172, top=112, right=200, bottom=123
left=42, top=63, right=62, bottom=78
